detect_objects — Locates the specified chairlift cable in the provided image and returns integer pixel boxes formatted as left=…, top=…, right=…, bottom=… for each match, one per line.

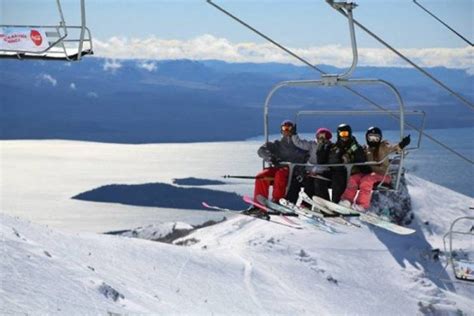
left=413, top=0, right=473, bottom=47
left=344, top=86, right=474, bottom=164
left=206, top=0, right=474, bottom=165
left=56, top=0, right=67, bottom=26
left=206, top=0, right=326, bottom=73
left=333, top=7, right=474, bottom=110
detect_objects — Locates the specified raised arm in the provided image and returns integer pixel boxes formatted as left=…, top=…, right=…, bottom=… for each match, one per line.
left=291, top=134, right=313, bottom=151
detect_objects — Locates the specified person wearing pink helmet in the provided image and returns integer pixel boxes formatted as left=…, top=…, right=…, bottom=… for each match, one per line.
left=292, top=127, right=333, bottom=200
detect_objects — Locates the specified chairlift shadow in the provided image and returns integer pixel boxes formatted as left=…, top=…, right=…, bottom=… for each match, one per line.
left=72, top=181, right=247, bottom=210
left=371, top=219, right=456, bottom=292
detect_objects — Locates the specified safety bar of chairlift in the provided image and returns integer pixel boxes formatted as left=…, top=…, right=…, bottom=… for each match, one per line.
left=295, top=110, right=426, bottom=151
left=263, top=78, right=406, bottom=191
left=279, top=152, right=403, bottom=192
left=442, top=216, right=474, bottom=281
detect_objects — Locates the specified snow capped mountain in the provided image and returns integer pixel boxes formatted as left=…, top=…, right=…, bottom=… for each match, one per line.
left=1, top=174, right=473, bottom=314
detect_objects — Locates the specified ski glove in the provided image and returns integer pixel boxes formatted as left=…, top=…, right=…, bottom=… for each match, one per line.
left=398, top=134, right=411, bottom=149
left=270, top=156, right=282, bottom=166
left=271, top=157, right=281, bottom=166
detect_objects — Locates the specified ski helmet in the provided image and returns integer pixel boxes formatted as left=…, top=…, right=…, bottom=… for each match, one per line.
left=280, top=120, right=295, bottom=134
left=337, top=123, right=352, bottom=140
left=366, top=126, right=382, bottom=147
left=316, top=127, right=332, bottom=141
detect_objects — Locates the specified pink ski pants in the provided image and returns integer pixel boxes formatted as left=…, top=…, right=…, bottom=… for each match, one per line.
left=341, top=173, right=391, bottom=209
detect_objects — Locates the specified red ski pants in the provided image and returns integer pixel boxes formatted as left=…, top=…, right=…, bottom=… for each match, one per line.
left=341, top=173, right=391, bottom=209
left=254, top=167, right=289, bottom=202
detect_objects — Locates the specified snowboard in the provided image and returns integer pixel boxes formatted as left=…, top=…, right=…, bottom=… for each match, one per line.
left=311, top=195, right=416, bottom=235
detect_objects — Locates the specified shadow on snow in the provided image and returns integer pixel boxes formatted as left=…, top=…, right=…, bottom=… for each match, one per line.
left=371, top=220, right=456, bottom=292
left=172, top=177, right=226, bottom=186
left=72, top=182, right=247, bottom=210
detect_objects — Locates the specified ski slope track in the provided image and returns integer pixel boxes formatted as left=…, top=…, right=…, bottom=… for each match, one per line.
left=1, top=175, right=473, bottom=314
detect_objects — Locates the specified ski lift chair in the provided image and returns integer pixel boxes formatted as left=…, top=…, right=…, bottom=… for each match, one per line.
left=0, top=0, right=93, bottom=61
left=260, top=1, right=425, bottom=196
left=442, top=216, right=474, bottom=282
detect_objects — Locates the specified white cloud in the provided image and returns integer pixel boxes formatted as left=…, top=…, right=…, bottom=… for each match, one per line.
left=87, top=92, right=99, bottom=98
left=70, top=83, right=76, bottom=90
left=137, top=61, right=157, bottom=72
left=103, top=59, right=122, bottom=72
left=92, top=34, right=473, bottom=69
left=39, top=74, right=57, bottom=87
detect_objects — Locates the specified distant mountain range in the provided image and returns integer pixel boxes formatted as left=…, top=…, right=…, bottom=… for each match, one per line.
left=1, top=58, right=472, bottom=143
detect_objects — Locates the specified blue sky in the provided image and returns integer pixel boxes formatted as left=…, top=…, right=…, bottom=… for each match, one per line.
left=2, top=0, right=473, bottom=67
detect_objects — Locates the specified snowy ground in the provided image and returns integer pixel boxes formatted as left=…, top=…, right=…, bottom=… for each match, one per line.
left=1, top=140, right=474, bottom=315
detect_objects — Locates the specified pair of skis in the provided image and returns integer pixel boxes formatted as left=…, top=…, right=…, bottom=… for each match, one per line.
left=201, top=199, right=303, bottom=230
left=255, top=195, right=337, bottom=233
left=280, top=197, right=360, bottom=229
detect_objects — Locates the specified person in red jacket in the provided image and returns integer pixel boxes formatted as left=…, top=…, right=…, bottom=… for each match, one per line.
left=243, top=120, right=308, bottom=216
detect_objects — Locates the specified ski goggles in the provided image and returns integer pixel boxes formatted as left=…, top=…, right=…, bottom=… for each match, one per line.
left=338, top=130, right=350, bottom=138
left=281, top=125, right=293, bottom=132
left=367, top=134, right=381, bottom=142
left=317, top=133, right=327, bottom=140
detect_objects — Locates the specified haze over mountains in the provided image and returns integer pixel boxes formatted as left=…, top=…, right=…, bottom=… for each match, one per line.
left=1, top=58, right=472, bottom=143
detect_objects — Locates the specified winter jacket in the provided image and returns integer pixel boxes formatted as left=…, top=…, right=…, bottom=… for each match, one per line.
left=291, top=134, right=331, bottom=173
left=365, top=140, right=400, bottom=175
left=328, top=136, right=371, bottom=174
left=258, top=136, right=308, bottom=165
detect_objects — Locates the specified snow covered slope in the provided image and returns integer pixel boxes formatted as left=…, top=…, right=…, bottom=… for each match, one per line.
left=2, top=175, right=473, bottom=315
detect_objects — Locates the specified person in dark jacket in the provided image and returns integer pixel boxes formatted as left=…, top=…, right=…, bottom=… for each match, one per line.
left=327, top=123, right=370, bottom=203
left=245, top=120, right=308, bottom=214
left=292, top=127, right=333, bottom=200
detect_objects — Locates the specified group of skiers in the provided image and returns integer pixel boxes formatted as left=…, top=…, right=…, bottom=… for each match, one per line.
left=245, top=120, right=411, bottom=215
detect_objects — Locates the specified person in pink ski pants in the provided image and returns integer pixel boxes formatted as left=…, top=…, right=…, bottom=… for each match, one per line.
left=339, top=126, right=410, bottom=212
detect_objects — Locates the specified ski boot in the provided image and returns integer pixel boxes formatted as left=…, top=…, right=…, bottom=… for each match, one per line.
left=241, top=206, right=271, bottom=220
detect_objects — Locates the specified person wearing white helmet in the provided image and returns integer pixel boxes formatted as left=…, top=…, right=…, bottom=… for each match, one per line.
left=339, top=126, right=410, bottom=212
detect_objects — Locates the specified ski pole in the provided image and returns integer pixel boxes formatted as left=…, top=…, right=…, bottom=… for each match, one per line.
left=222, top=175, right=275, bottom=181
